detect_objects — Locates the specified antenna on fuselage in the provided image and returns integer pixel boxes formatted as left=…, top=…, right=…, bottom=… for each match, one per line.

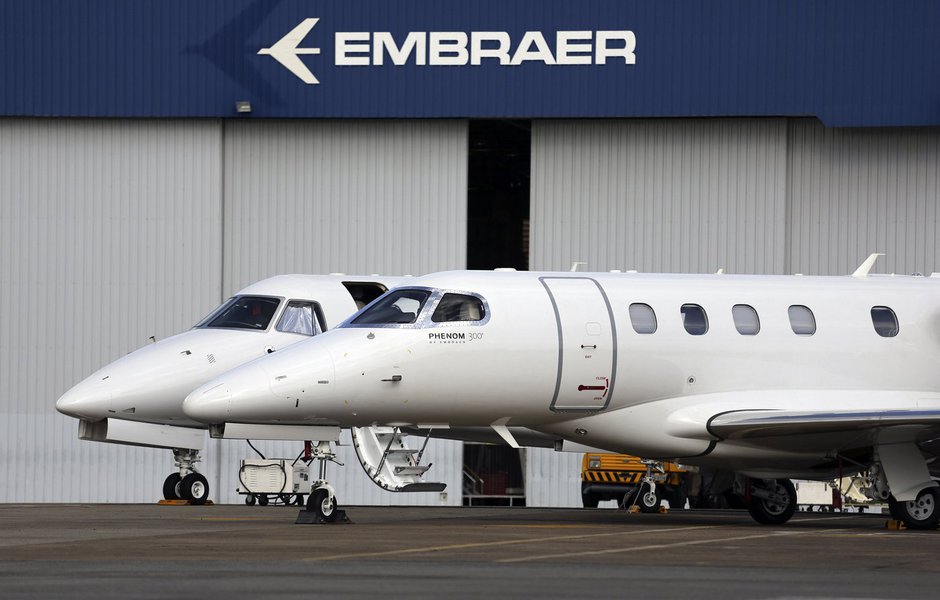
left=852, top=253, right=884, bottom=278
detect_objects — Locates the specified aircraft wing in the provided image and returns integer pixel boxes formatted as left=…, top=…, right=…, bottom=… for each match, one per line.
left=708, top=409, right=940, bottom=441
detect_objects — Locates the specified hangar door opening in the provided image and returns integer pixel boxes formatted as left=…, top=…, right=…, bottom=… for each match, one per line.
left=464, top=120, right=531, bottom=506
left=467, top=120, right=531, bottom=270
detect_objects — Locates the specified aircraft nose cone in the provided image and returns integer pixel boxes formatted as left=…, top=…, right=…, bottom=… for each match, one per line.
left=183, top=380, right=233, bottom=424
left=56, top=377, right=112, bottom=420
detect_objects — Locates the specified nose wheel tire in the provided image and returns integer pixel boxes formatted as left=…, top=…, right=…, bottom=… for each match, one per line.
left=307, top=488, right=338, bottom=522
left=747, top=479, right=797, bottom=525
left=180, top=473, right=210, bottom=505
left=162, top=473, right=183, bottom=500
left=622, top=483, right=661, bottom=513
left=889, top=487, right=940, bottom=530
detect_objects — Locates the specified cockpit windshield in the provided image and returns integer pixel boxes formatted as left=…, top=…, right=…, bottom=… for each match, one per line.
left=196, top=296, right=280, bottom=331
left=351, top=289, right=430, bottom=325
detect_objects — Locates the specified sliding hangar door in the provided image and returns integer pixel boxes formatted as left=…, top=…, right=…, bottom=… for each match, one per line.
left=530, top=119, right=940, bottom=276
left=0, top=119, right=467, bottom=504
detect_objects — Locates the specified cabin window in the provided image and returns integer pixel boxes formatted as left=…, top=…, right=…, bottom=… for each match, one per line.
left=276, top=301, right=322, bottom=336
left=432, top=293, right=486, bottom=322
left=680, top=304, right=708, bottom=335
left=629, top=303, right=657, bottom=334
left=732, top=304, right=760, bottom=335
left=871, top=306, right=899, bottom=337
left=788, top=305, right=816, bottom=336
left=351, top=289, right=430, bottom=325
left=197, top=296, right=280, bottom=331
left=342, top=281, right=388, bottom=310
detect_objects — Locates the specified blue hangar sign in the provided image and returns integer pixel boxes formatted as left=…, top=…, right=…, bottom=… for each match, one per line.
left=2, top=0, right=940, bottom=126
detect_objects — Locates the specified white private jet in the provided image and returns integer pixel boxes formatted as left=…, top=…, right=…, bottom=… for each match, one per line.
left=183, top=259, right=940, bottom=529
left=56, top=274, right=403, bottom=503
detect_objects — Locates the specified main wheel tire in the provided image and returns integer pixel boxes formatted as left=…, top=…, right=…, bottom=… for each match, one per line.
left=307, top=488, right=338, bottom=522
left=747, top=479, right=797, bottom=525
left=180, top=472, right=210, bottom=505
left=889, top=487, right=940, bottom=530
left=162, top=473, right=182, bottom=500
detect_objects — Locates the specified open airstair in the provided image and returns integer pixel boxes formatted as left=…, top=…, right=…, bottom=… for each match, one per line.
left=351, top=426, right=446, bottom=492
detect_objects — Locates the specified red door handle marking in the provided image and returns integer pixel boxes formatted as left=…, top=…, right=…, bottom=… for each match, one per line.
left=578, top=385, right=606, bottom=391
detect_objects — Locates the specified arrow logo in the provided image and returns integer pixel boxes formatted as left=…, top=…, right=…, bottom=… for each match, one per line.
left=258, top=18, right=322, bottom=84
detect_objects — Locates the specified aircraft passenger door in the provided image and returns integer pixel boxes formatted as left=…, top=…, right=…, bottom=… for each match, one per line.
left=540, top=277, right=617, bottom=411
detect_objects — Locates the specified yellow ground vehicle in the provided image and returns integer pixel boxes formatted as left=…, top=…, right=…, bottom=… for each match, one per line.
left=581, top=453, right=689, bottom=511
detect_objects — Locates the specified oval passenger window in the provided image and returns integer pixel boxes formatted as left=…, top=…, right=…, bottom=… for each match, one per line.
left=628, top=303, right=657, bottom=334
left=871, top=306, right=898, bottom=337
left=788, top=305, right=816, bottom=336
left=680, top=304, right=708, bottom=335
left=732, top=304, right=760, bottom=335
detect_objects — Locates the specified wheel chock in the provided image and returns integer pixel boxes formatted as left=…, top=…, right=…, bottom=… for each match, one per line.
left=885, top=519, right=907, bottom=530
left=626, top=505, right=641, bottom=514
left=658, top=506, right=669, bottom=514
left=157, top=499, right=215, bottom=506
left=295, top=508, right=351, bottom=524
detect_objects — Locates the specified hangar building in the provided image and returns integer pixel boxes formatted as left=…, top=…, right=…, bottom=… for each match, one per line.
left=2, top=0, right=940, bottom=505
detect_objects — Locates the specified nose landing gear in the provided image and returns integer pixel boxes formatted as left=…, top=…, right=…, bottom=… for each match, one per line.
left=296, top=441, right=348, bottom=524
left=161, top=448, right=210, bottom=505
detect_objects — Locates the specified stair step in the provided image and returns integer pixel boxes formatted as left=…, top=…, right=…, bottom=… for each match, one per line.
left=399, top=482, right=447, bottom=492
left=386, top=448, right=418, bottom=455
left=395, top=465, right=431, bottom=476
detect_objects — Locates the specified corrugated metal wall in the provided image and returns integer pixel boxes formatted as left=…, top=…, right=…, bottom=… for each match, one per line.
left=0, top=118, right=467, bottom=504
left=530, top=119, right=788, bottom=274
left=531, top=118, right=940, bottom=280
left=222, top=120, right=468, bottom=293
left=525, top=449, right=582, bottom=508
left=786, top=120, right=940, bottom=276
left=0, top=119, right=224, bottom=502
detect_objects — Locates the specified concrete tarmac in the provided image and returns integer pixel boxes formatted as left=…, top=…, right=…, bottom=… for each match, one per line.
left=0, top=504, right=938, bottom=599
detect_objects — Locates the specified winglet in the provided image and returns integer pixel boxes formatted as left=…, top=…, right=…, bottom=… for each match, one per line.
left=852, top=253, right=884, bottom=278
left=491, top=418, right=520, bottom=449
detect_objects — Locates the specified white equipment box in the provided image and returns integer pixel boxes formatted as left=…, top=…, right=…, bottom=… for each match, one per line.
left=795, top=480, right=835, bottom=506
left=238, top=459, right=310, bottom=495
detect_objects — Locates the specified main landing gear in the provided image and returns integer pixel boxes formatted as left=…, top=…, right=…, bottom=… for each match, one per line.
left=732, top=442, right=940, bottom=530
left=742, top=478, right=797, bottom=525
left=162, top=448, right=210, bottom=505
left=296, top=441, right=347, bottom=524
left=861, top=445, right=940, bottom=530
